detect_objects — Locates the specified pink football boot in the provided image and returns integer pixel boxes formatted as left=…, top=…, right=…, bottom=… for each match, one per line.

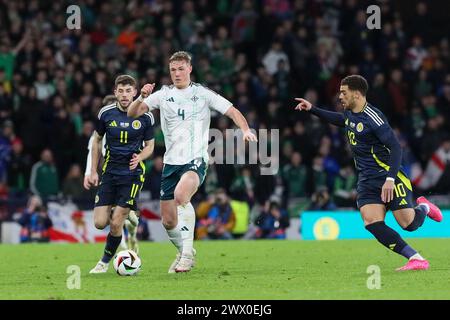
left=396, top=259, right=429, bottom=271
left=417, top=196, right=443, bottom=222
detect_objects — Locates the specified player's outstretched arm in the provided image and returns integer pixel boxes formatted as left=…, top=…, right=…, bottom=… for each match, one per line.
left=224, top=106, right=258, bottom=142
left=129, top=139, right=155, bottom=170
left=294, top=98, right=345, bottom=127
left=128, top=83, right=155, bottom=118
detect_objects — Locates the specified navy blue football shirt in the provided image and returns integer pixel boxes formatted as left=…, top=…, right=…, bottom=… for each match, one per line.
left=96, top=103, right=155, bottom=176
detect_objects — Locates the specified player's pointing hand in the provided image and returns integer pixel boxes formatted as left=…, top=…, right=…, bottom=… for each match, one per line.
left=141, top=83, right=155, bottom=98
left=294, top=98, right=312, bottom=111
left=243, top=129, right=258, bottom=142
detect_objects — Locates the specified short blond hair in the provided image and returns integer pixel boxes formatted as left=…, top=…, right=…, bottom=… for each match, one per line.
left=169, top=51, right=192, bottom=65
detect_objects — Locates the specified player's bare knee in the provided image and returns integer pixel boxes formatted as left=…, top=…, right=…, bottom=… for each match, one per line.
left=94, top=220, right=108, bottom=230
left=162, top=220, right=176, bottom=230
left=162, top=216, right=177, bottom=230
left=174, top=192, right=189, bottom=207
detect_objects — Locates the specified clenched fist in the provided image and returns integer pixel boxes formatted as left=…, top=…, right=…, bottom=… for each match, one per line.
left=141, top=83, right=155, bottom=98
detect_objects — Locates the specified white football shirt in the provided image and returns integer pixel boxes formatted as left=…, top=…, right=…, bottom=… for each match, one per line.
left=143, top=83, right=232, bottom=165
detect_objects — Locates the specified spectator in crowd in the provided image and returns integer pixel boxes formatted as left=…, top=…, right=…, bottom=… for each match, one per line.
left=308, top=187, right=337, bottom=211
left=0, top=120, right=13, bottom=181
left=254, top=200, right=290, bottom=239
left=62, top=164, right=84, bottom=200
left=17, top=195, right=53, bottom=243
left=282, top=152, right=308, bottom=199
left=229, top=166, right=255, bottom=203
left=29, top=149, right=59, bottom=201
left=262, top=41, right=290, bottom=76
left=311, top=156, right=327, bottom=194
left=333, top=164, right=357, bottom=208
left=196, top=189, right=236, bottom=240
left=7, top=138, right=31, bottom=197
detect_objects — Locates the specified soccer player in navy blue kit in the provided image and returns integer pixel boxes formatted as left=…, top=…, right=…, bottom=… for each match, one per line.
left=294, top=75, right=443, bottom=271
left=88, top=75, right=155, bottom=273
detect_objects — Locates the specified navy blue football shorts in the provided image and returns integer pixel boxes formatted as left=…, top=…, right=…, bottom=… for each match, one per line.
left=95, top=172, right=144, bottom=210
left=356, top=172, right=414, bottom=211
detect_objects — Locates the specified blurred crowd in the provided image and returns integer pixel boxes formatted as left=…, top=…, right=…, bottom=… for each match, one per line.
left=1, top=0, right=450, bottom=229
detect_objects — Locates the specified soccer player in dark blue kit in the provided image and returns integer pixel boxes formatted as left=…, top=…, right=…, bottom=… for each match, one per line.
left=294, top=75, right=443, bottom=271
left=88, top=75, right=155, bottom=273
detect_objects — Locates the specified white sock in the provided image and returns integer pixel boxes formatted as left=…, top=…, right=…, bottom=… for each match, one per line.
left=166, top=224, right=183, bottom=253
left=120, top=230, right=128, bottom=250
left=125, top=219, right=137, bottom=238
left=179, top=202, right=195, bottom=257
left=410, top=253, right=425, bottom=261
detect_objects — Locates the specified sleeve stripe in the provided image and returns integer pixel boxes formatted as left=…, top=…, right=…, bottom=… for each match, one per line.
left=364, top=107, right=384, bottom=126
left=366, top=106, right=384, bottom=124
left=98, top=104, right=116, bottom=120
left=364, top=110, right=383, bottom=126
left=144, top=112, right=155, bottom=125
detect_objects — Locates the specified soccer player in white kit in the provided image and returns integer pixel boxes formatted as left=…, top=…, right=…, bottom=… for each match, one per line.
left=128, top=51, right=257, bottom=273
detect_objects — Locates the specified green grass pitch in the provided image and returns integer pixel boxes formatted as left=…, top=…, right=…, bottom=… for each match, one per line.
left=1, top=239, right=449, bottom=300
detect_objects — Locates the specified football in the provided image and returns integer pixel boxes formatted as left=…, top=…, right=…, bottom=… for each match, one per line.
left=113, top=250, right=141, bottom=276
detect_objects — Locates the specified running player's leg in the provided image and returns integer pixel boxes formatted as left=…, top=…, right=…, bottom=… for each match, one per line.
left=161, top=199, right=183, bottom=273
left=160, top=164, right=185, bottom=272
left=93, top=206, right=111, bottom=230
left=99, top=174, right=139, bottom=267
left=362, top=204, right=428, bottom=270
left=125, top=210, right=139, bottom=253
left=118, top=175, right=143, bottom=254
left=107, top=205, right=130, bottom=253
left=174, top=172, right=199, bottom=250
left=173, top=171, right=200, bottom=272
left=90, top=205, right=115, bottom=273
left=390, top=175, right=429, bottom=232
left=393, top=208, right=425, bottom=231
left=386, top=175, right=431, bottom=269
left=90, top=174, right=118, bottom=273
left=161, top=199, right=181, bottom=248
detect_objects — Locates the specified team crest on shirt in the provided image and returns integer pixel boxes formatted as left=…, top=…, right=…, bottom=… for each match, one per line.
left=356, top=122, right=364, bottom=132
left=95, top=195, right=99, bottom=203
left=132, top=120, right=141, bottom=130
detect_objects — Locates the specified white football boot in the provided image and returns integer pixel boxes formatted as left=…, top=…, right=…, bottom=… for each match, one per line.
left=168, top=248, right=196, bottom=274
left=174, top=249, right=196, bottom=273
left=89, top=261, right=109, bottom=274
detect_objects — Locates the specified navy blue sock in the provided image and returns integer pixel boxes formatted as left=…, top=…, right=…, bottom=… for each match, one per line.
left=404, top=205, right=427, bottom=232
left=101, top=233, right=122, bottom=263
left=365, top=221, right=417, bottom=259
